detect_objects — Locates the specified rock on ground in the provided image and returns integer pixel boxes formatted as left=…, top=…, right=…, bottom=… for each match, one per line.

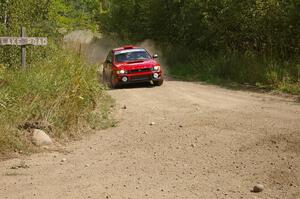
left=252, top=184, right=264, bottom=193
left=32, top=129, right=53, bottom=146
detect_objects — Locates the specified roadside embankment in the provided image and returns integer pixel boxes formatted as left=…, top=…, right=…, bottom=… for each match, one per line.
left=0, top=43, right=114, bottom=158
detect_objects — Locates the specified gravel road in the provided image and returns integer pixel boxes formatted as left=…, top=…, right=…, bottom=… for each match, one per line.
left=0, top=80, right=299, bottom=199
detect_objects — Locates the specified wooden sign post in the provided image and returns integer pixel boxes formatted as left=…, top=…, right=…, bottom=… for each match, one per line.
left=0, top=27, right=48, bottom=68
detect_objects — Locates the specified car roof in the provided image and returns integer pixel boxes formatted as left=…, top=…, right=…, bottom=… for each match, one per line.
left=112, top=45, right=143, bottom=53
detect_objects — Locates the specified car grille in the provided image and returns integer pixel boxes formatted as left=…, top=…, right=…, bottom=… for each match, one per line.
left=128, top=68, right=151, bottom=74
left=131, top=75, right=150, bottom=81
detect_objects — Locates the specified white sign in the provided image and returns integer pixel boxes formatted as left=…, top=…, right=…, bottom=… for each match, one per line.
left=0, top=37, right=48, bottom=46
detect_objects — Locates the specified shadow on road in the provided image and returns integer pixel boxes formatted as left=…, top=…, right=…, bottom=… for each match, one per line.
left=116, top=82, right=155, bottom=90
left=166, top=76, right=300, bottom=103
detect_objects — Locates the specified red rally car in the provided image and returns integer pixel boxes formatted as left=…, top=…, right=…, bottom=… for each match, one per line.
left=102, top=45, right=164, bottom=88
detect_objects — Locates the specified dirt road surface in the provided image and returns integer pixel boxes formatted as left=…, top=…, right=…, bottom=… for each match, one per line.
left=0, top=80, right=299, bottom=199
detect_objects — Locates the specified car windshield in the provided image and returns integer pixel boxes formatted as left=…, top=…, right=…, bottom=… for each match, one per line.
left=115, top=49, right=151, bottom=63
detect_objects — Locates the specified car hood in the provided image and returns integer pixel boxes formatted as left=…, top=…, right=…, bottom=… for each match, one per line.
left=114, top=59, right=159, bottom=70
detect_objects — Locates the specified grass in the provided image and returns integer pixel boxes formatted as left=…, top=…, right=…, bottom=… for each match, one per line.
left=0, top=47, right=114, bottom=155
left=166, top=49, right=300, bottom=95
left=278, top=82, right=300, bottom=95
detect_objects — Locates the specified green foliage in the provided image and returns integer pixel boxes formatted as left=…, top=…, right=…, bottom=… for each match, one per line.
left=98, top=0, right=300, bottom=93
left=100, top=0, right=300, bottom=56
left=0, top=0, right=53, bottom=67
left=50, top=0, right=100, bottom=31
left=0, top=0, right=101, bottom=67
left=0, top=0, right=112, bottom=154
left=0, top=47, right=113, bottom=153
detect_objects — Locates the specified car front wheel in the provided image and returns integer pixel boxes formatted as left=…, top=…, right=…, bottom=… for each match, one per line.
left=154, top=79, right=164, bottom=86
left=102, top=69, right=110, bottom=87
left=110, top=73, right=119, bottom=89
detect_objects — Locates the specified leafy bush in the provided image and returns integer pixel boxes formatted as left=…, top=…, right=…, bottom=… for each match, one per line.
left=0, top=47, right=113, bottom=154
left=99, top=0, right=300, bottom=94
left=166, top=48, right=300, bottom=94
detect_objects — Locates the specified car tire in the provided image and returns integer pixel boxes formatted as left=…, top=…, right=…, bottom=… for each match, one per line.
left=154, top=79, right=164, bottom=86
left=109, top=73, right=118, bottom=89
left=102, top=69, right=110, bottom=87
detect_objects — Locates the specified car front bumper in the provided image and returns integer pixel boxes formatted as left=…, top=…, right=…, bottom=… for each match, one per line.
left=115, top=71, right=163, bottom=84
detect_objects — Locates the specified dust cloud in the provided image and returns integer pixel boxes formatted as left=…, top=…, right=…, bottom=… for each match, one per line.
left=138, top=39, right=169, bottom=76
left=63, top=30, right=117, bottom=65
left=63, top=31, right=169, bottom=76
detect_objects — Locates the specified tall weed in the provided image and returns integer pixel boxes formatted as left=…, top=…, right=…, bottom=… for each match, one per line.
left=0, top=47, right=112, bottom=153
left=166, top=48, right=300, bottom=94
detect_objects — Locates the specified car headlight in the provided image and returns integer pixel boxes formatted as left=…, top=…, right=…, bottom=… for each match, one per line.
left=153, top=66, right=161, bottom=72
left=117, top=70, right=127, bottom=74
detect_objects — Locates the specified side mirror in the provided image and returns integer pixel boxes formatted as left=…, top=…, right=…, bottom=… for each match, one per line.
left=153, top=54, right=158, bottom=59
